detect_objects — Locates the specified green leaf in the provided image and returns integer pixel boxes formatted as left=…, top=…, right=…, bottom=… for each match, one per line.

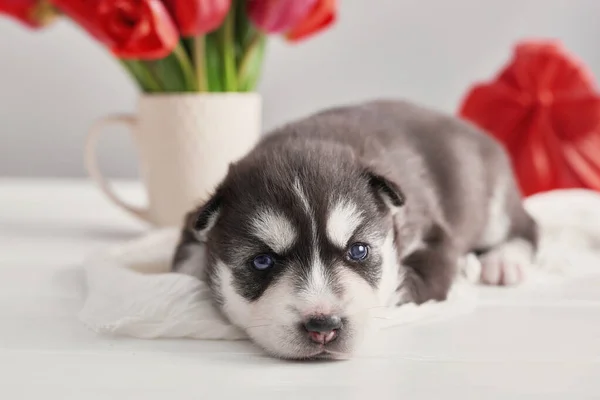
left=146, top=56, right=187, bottom=92
left=145, top=43, right=198, bottom=93
left=238, top=33, right=267, bottom=92
left=219, top=8, right=238, bottom=91
left=172, top=43, right=199, bottom=91
left=120, top=59, right=162, bottom=92
left=240, top=34, right=267, bottom=92
left=205, top=32, right=223, bottom=92
left=181, top=37, right=194, bottom=61
left=234, top=0, right=252, bottom=65
left=192, top=36, right=208, bottom=92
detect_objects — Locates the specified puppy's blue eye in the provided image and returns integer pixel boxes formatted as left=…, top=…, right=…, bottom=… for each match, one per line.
left=252, top=254, right=275, bottom=270
left=348, top=243, right=369, bottom=261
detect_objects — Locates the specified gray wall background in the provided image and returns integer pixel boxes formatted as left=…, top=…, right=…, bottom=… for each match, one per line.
left=1, top=0, right=600, bottom=179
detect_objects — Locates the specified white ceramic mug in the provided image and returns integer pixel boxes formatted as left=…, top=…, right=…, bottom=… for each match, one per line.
left=85, top=93, right=261, bottom=227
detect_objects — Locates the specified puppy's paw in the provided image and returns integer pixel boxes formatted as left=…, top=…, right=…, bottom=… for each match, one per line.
left=478, top=240, right=534, bottom=286
left=479, top=253, right=524, bottom=286
left=459, top=253, right=483, bottom=284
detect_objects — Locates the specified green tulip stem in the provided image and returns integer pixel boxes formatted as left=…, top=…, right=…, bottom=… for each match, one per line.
left=119, top=59, right=162, bottom=92
left=172, top=42, right=198, bottom=91
left=220, top=9, right=238, bottom=91
left=237, top=32, right=266, bottom=91
left=193, top=36, right=208, bottom=92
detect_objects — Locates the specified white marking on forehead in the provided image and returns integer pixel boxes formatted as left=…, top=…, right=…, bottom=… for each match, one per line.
left=293, top=177, right=312, bottom=215
left=292, top=178, right=317, bottom=244
left=251, top=209, right=297, bottom=253
left=327, top=200, right=363, bottom=247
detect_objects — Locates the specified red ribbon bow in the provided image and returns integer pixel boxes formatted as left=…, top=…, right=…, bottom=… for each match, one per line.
left=459, top=40, right=600, bottom=196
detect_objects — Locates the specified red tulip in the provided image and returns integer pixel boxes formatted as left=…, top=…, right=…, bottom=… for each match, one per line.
left=286, top=0, right=336, bottom=42
left=247, top=0, right=317, bottom=34
left=0, top=0, right=57, bottom=28
left=162, top=0, right=231, bottom=36
left=458, top=40, right=600, bottom=196
left=50, top=0, right=178, bottom=59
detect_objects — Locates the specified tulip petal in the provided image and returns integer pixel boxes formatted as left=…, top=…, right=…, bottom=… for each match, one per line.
left=247, top=0, right=317, bottom=34
left=52, top=0, right=178, bottom=60
left=162, top=0, right=231, bottom=36
left=285, top=0, right=336, bottom=42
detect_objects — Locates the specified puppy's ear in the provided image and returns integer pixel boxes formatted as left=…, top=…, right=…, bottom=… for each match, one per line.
left=172, top=192, right=221, bottom=275
left=186, top=163, right=237, bottom=241
left=185, top=191, right=223, bottom=242
left=366, top=170, right=405, bottom=211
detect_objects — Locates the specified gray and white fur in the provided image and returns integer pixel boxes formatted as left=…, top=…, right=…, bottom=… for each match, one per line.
left=172, top=99, right=538, bottom=360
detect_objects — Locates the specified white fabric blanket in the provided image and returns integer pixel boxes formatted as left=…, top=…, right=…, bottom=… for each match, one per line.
left=78, top=189, right=600, bottom=341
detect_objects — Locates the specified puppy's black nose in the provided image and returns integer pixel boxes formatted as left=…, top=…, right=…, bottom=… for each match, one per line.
left=304, top=315, right=342, bottom=344
left=304, top=315, right=342, bottom=332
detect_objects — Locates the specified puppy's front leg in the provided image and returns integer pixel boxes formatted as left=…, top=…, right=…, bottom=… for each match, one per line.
left=398, top=225, right=460, bottom=305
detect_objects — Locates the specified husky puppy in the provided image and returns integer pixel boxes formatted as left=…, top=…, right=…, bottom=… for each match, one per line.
left=172, top=100, right=538, bottom=360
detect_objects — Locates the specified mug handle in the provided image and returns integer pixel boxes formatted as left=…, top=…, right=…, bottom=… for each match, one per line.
left=84, top=115, right=151, bottom=223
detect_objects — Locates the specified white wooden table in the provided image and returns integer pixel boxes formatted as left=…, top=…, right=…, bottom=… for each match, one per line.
left=0, top=178, right=598, bottom=399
